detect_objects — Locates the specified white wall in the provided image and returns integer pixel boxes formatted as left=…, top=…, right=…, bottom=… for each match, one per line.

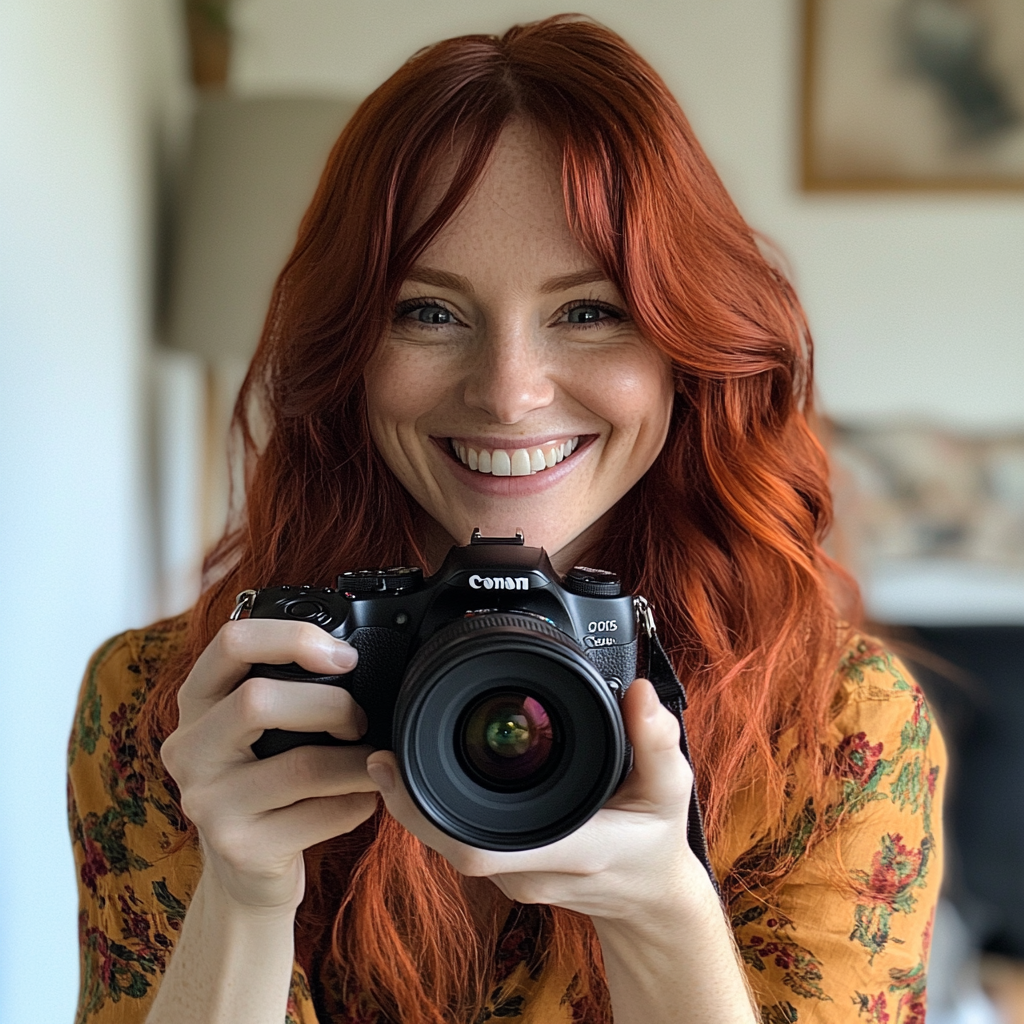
left=0, top=0, right=188, bottom=1018
left=231, top=0, right=1024, bottom=431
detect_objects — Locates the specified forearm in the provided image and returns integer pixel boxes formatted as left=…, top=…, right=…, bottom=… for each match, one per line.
left=594, top=879, right=756, bottom=1024
left=145, top=869, right=297, bottom=1024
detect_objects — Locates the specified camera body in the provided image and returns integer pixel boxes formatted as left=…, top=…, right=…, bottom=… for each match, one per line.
left=241, top=530, right=639, bottom=850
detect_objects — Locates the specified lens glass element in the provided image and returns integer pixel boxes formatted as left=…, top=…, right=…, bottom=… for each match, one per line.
left=460, top=692, right=556, bottom=789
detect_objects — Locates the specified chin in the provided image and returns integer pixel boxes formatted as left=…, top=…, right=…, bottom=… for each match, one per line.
left=441, top=509, right=599, bottom=563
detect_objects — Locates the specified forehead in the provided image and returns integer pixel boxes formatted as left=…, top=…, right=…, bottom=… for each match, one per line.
left=411, top=119, right=592, bottom=274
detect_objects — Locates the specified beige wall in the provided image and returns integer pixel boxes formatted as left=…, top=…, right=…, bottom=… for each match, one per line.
left=230, top=0, right=1024, bottom=430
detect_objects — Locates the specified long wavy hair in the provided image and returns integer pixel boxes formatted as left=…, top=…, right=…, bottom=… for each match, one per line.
left=142, top=15, right=855, bottom=1023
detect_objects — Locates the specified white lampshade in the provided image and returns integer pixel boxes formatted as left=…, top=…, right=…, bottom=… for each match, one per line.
left=166, top=94, right=356, bottom=360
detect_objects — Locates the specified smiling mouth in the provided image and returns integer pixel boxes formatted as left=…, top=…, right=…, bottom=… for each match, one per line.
left=447, top=437, right=581, bottom=477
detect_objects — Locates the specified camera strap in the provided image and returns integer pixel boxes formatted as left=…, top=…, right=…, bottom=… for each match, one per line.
left=636, top=597, right=720, bottom=897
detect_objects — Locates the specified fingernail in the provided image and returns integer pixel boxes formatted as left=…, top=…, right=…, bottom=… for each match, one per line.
left=366, top=762, right=394, bottom=793
left=330, top=641, right=358, bottom=670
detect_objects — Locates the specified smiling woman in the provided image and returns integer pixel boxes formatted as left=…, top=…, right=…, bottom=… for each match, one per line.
left=365, top=119, right=675, bottom=565
left=67, top=14, right=944, bottom=1024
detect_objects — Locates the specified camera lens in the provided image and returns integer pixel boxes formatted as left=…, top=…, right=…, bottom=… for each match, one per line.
left=459, top=692, right=556, bottom=789
left=393, top=611, right=629, bottom=851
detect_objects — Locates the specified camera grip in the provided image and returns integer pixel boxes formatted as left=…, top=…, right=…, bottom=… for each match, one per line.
left=248, top=626, right=411, bottom=758
left=247, top=664, right=356, bottom=759
left=583, top=639, right=638, bottom=692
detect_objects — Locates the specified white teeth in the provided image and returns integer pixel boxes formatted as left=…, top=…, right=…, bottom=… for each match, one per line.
left=451, top=437, right=583, bottom=477
left=510, top=449, right=531, bottom=476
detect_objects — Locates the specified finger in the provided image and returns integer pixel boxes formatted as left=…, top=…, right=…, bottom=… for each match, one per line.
left=268, top=790, right=380, bottom=852
left=609, top=678, right=692, bottom=811
left=216, top=743, right=378, bottom=816
left=170, top=678, right=368, bottom=774
left=222, top=792, right=380, bottom=865
left=178, top=619, right=358, bottom=724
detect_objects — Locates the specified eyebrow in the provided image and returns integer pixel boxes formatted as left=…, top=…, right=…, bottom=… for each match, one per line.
left=405, top=266, right=474, bottom=293
left=540, top=268, right=609, bottom=293
left=405, top=265, right=610, bottom=295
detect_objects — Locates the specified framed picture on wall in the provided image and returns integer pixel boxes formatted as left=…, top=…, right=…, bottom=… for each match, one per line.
left=802, top=0, right=1024, bottom=190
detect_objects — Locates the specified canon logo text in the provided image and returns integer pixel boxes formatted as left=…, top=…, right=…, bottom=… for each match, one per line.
left=468, top=574, right=530, bottom=591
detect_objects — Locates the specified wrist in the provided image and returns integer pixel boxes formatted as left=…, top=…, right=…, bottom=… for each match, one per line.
left=146, top=860, right=298, bottom=1024
left=592, top=867, right=754, bottom=1024
left=592, top=850, right=721, bottom=940
left=198, top=859, right=304, bottom=926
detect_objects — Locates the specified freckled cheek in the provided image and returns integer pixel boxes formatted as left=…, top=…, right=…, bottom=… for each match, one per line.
left=365, top=353, right=456, bottom=433
left=571, top=360, right=673, bottom=449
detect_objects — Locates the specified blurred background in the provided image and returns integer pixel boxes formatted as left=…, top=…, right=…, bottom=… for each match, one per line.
left=1, top=1, right=1022, bottom=1020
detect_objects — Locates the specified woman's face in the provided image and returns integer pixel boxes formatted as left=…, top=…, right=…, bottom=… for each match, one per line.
left=364, top=120, right=675, bottom=568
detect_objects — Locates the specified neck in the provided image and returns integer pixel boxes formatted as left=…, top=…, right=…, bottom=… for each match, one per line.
left=414, top=509, right=613, bottom=578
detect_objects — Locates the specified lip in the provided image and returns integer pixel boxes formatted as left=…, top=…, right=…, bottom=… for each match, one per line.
left=431, top=434, right=597, bottom=496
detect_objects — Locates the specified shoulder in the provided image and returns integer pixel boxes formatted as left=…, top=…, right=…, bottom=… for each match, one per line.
left=766, top=631, right=947, bottom=862
left=69, top=613, right=193, bottom=859
left=719, top=633, right=946, bottom=868
left=832, top=633, right=930, bottom=726
left=68, top=615, right=201, bottom=1022
left=69, top=616, right=188, bottom=762
left=828, top=633, right=946, bottom=825
left=69, top=615, right=191, bottom=819
left=725, top=634, right=946, bottom=1021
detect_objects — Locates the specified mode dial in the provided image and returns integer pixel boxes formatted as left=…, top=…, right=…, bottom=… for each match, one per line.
left=338, top=566, right=424, bottom=593
left=380, top=566, right=424, bottom=591
left=338, top=570, right=383, bottom=593
left=563, top=566, right=621, bottom=597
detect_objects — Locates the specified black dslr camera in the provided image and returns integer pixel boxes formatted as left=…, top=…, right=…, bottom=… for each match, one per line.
left=234, top=530, right=651, bottom=851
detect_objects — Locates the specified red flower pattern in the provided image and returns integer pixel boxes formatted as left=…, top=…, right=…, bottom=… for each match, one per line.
left=69, top=624, right=943, bottom=1023
left=838, top=731, right=885, bottom=785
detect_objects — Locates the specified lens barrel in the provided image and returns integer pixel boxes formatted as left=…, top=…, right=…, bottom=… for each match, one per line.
left=393, top=612, right=627, bottom=851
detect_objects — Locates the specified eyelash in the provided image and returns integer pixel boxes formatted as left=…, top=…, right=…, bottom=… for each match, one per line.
left=560, top=298, right=626, bottom=329
left=393, top=298, right=460, bottom=330
left=392, top=296, right=628, bottom=331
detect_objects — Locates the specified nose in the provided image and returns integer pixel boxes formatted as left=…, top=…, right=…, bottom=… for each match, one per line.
left=461, top=322, right=555, bottom=424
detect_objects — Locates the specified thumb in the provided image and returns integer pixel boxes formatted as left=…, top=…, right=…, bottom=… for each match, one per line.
left=614, top=678, right=692, bottom=811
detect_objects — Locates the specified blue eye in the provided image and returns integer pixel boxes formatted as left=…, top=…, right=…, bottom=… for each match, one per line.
left=566, top=306, right=605, bottom=324
left=410, top=304, right=453, bottom=325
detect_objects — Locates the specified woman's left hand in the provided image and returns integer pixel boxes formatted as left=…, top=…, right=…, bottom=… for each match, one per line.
left=365, top=677, right=710, bottom=925
left=367, top=677, right=756, bottom=1024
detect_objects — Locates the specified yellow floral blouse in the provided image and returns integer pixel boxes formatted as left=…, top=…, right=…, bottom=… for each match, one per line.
left=68, top=616, right=945, bottom=1023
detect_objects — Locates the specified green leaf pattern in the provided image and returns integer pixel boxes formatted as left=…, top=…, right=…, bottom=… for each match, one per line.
left=70, top=626, right=942, bottom=1023
left=725, top=637, right=943, bottom=1021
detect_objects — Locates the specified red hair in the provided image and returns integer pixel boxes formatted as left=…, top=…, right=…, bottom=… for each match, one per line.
left=142, top=15, right=855, bottom=1022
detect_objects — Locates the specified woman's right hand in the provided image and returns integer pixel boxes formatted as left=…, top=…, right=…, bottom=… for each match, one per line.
left=159, top=618, right=379, bottom=913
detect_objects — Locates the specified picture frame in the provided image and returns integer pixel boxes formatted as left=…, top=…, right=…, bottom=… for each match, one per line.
left=801, top=0, right=1024, bottom=191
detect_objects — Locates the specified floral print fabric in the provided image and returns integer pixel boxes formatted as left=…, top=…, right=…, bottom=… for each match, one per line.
left=718, top=638, right=945, bottom=1023
left=68, top=621, right=944, bottom=1023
